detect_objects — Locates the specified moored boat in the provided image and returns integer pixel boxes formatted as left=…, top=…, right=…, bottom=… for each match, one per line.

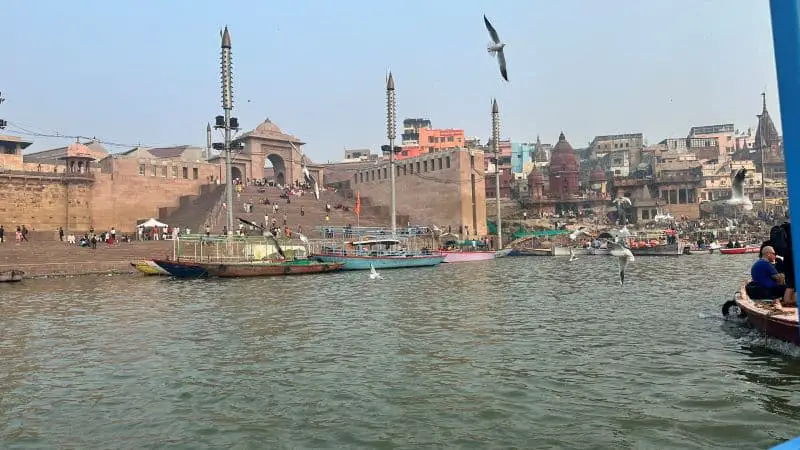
left=440, top=250, right=496, bottom=263
left=722, top=284, right=798, bottom=345
left=152, top=259, right=210, bottom=278
left=719, top=246, right=761, bottom=255
left=131, top=260, right=170, bottom=276
left=153, top=258, right=342, bottom=278
left=508, top=247, right=552, bottom=256
left=312, top=238, right=444, bottom=270
left=0, top=270, right=24, bottom=282
left=495, top=248, right=512, bottom=258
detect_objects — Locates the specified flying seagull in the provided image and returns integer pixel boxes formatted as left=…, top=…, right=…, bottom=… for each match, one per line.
left=609, top=240, right=635, bottom=285
left=483, top=15, right=508, bottom=82
left=612, top=196, right=632, bottom=208
left=569, top=226, right=591, bottom=241
left=369, top=263, right=383, bottom=280
left=569, top=247, right=578, bottom=261
left=727, top=168, right=753, bottom=211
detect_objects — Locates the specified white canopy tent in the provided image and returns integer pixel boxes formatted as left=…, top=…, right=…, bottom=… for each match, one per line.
left=137, top=218, right=168, bottom=228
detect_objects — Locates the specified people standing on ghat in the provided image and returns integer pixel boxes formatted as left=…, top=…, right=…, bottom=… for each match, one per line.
left=58, top=226, right=64, bottom=242
left=21, top=225, right=29, bottom=241
left=110, top=227, right=116, bottom=244
left=0, top=225, right=4, bottom=243
left=205, top=224, right=211, bottom=237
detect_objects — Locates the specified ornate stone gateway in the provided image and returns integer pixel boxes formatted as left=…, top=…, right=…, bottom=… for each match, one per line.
left=208, top=118, right=322, bottom=186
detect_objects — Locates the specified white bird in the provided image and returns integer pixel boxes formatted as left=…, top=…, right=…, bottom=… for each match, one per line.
left=483, top=15, right=508, bottom=82
left=569, top=247, right=578, bottom=261
left=297, top=233, right=309, bottom=245
left=613, top=196, right=633, bottom=208
left=612, top=225, right=632, bottom=240
left=569, top=227, right=591, bottom=241
left=609, top=241, right=635, bottom=285
left=369, top=263, right=382, bottom=280
left=727, top=168, right=753, bottom=211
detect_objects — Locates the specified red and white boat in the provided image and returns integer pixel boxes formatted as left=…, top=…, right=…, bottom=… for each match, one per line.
left=719, top=245, right=761, bottom=255
left=440, top=250, right=496, bottom=263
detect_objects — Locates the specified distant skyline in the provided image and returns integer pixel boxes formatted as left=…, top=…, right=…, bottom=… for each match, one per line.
left=3, top=0, right=780, bottom=162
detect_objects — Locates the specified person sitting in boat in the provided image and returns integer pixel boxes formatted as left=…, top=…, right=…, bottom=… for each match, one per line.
left=746, top=245, right=787, bottom=301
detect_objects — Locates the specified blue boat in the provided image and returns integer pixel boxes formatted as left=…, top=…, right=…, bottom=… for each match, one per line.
left=152, top=259, right=210, bottom=278
left=312, top=238, right=445, bottom=270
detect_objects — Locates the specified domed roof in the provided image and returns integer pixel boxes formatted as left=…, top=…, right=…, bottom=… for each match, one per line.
left=527, top=167, right=544, bottom=185
left=255, top=118, right=283, bottom=135
left=549, top=132, right=579, bottom=171
left=590, top=168, right=606, bottom=182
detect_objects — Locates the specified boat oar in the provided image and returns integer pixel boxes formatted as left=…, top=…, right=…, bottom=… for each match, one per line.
left=237, top=217, right=286, bottom=259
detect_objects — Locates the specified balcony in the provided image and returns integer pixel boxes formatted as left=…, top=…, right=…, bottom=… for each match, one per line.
left=654, top=173, right=702, bottom=184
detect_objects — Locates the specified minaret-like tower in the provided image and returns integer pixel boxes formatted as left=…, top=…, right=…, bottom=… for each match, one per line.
left=221, top=26, right=234, bottom=234
left=492, top=99, right=502, bottom=249
left=386, top=72, right=397, bottom=235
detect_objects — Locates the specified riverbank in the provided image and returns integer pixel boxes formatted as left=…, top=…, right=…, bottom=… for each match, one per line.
left=0, top=240, right=173, bottom=277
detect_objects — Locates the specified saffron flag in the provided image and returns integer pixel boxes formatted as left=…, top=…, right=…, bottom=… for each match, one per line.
left=355, top=192, right=361, bottom=217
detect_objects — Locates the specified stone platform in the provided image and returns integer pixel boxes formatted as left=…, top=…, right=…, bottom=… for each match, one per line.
left=0, top=240, right=173, bottom=277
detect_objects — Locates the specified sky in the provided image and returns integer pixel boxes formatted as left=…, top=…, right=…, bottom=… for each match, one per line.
left=3, top=0, right=780, bottom=163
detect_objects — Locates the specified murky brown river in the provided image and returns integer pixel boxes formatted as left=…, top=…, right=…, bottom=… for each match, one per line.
left=1, top=255, right=799, bottom=448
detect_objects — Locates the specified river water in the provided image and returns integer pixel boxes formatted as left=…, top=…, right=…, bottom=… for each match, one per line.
left=1, top=255, right=799, bottom=449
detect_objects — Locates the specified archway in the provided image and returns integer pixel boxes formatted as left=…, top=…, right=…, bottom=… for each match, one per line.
left=266, top=154, right=286, bottom=186
left=231, top=166, right=243, bottom=183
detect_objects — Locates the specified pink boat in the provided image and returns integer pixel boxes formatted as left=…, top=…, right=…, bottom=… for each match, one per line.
left=440, top=250, right=496, bottom=263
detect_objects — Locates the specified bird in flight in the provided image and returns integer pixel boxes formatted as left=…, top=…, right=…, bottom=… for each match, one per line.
left=483, top=15, right=508, bottom=82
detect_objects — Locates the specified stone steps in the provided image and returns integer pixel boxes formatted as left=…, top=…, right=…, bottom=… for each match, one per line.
left=0, top=240, right=174, bottom=276
left=210, top=186, right=387, bottom=236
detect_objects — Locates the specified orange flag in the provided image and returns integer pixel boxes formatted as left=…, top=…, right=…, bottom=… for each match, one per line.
left=355, top=192, right=361, bottom=217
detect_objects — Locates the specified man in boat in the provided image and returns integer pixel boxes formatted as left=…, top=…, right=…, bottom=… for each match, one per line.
left=746, top=245, right=787, bottom=301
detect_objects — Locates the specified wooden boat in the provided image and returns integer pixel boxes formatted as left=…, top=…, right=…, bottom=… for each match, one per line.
left=508, top=248, right=552, bottom=256
left=721, top=284, right=798, bottom=345
left=0, top=270, right=24, bottom=282
left=440, top=250, right=496, bottom=263
left=313, top=238, right=444, bottom=270
left=687, top=249, right=711, bottom=255
left=495, top=248, right=512, bottom=258
left=130, top=260, right=170, bottom=275
left=153, top=258, right=343, bottom=278
left=629, top=242, right=684, bottom=256
left=719, top=246, right=761, bottom=255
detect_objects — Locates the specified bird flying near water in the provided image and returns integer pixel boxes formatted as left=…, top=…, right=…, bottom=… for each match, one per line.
left=483, top=15, right=508, bottom=82
left=609, top=240, right=635, bottom=286
left=369, top=263, right=383, bottom=280
left=569, top=227, right=591, bottom=241
left=569, top=247, right=578, bottom=262
left=727, top=168, right=753, bottom=210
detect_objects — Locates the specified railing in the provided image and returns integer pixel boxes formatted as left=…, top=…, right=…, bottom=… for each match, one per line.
left=174, top=234, right=308, bottom=262
left=0, top=169, right=95, bottom=181
left=313, top=225, right=435, bottom=239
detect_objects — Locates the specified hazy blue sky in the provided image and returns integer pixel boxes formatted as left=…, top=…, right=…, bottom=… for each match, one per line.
left=3, top=0, right=779, bottom=162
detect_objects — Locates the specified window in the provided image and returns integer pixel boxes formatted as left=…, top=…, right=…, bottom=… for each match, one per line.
left=447, top=136, right=454, bottom=142
left=409, top=164, right=414, bottom=174
left=423, top=161, right=428, bottom=172
left=193, top=168, right=199, bottom=179
left=172, top=166, right=178, bottom=178
left=354, top=174, right=358, bottom=184
left=182, top=167, right=188, bottom=179
left=403, top=165, right=407, bottom=175
left=377, top=169, right=381, bottom=180
left=447, top=156, right=452, bottom=169
left=138, top=164, right=145, bottom=176
left=161, top=166, right=167, bottom=177
left=383, top=167, right=387, bottom=179
left=437, top=158, right=442, bottom=170
left=428, top=136, right=435, bottom=143
left=416, top=162, right=421, bottom=173
left=396, top=165, right=400, bottom=177
left=360, top=172, right=364, bottom=183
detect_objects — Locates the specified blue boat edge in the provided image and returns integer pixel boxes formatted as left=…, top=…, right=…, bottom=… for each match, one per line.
left=313, top=254, right=445, bottom=270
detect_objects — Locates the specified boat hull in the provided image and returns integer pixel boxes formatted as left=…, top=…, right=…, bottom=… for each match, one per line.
left=508, top=248, right=551, bottom=256
left=630, top=243, right=684, bottom=256
left=131, top=260, right=170, bottom=275
left=736, top=285, right=799, bottom=345
left=313, top=254, right=444, bottom=270
left=0, top=270, right=24, bottom=282
left=152, top=260, right=210, bottom=278
left=153, top=259, right=343, bottom=278
left=199, top=260, right=343, bottom=277
left=441, top=251, right=496, bottom=263
left=720, top=247, right=761, bottom=255
left=495, top=248, right=512, bottom=258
